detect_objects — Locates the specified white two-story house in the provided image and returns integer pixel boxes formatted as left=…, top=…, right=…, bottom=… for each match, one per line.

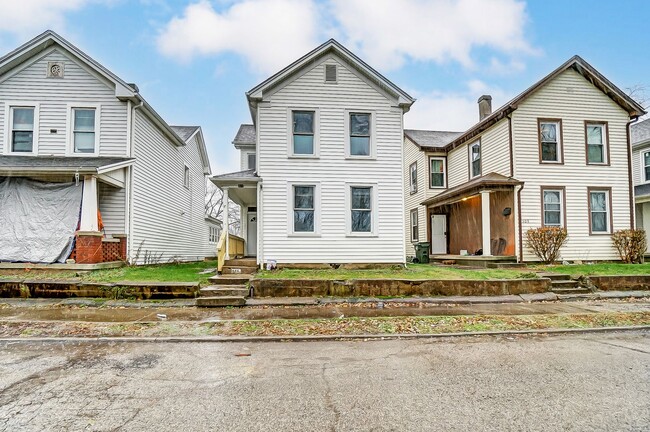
left=212, top=39, right=415, bottom=267
left=405, top=56, right=645, bottom=262
left=0, top=31, right=215, bottom=265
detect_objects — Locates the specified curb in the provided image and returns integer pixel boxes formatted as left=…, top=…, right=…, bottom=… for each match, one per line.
left=1, top=325, right=649, bottom=344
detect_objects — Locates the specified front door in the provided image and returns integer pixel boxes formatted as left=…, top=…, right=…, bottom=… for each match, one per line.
left=246, top=211, right=257, bottom=256
left=431, top=214, right=447, bottom=254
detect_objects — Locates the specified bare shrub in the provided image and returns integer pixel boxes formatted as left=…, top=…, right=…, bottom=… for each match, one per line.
left=612, top=229, right=647, bottom=263
left=525, top=227, right=568, bottom=264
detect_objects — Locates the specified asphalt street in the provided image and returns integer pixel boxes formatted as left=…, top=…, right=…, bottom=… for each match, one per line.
left=1, top=331, right=649, bottom=431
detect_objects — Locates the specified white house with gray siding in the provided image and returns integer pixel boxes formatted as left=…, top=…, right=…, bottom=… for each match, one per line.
left=213, top=39, right=415, bottom=266
left=0, top=31, right=213, bottom=265
left=406, top=56, right=646, bottom=262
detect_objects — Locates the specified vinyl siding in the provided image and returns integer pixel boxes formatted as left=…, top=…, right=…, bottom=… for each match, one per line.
left=513, top=69, right=631, bottom=261
left=258, top=55, right=405, bottom=263
left=447, top=144, right=469, bottom=188
left=98, top=181, right=125, bottom=235
left=481, top=119, right=511, bottom=176
left=403, top=137, right=448, bottom=256
left=131, top=111, right=209, bottom=263
left=0, top=48, right=128, bottom=156
left=239, top=145, right=256, bottom=171
left=632, top=143, right=650, bottom=186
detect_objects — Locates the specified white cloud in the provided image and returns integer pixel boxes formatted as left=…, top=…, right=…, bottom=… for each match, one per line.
left=404, top=81, right=510, bottom=131
left=0, top=1, right=94, bottom=39
left=329, top=0, right=532, bottom=71
left=156, top=0, right=321, bottom=74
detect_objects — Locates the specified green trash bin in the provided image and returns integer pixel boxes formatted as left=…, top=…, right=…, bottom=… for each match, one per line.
left=415, top=242, right=430, bottom=263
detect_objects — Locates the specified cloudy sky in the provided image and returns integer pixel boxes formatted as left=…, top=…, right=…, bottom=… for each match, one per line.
left=0, top=0, right=647, bottom=174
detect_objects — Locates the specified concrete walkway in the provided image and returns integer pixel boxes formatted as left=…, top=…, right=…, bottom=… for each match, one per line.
left=1, top=297, right=649, bottom=323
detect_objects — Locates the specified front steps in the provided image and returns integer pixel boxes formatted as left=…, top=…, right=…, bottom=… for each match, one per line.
left=538, top=273, right=592, bottom=295
left=196, top=257, right=257, bottom=307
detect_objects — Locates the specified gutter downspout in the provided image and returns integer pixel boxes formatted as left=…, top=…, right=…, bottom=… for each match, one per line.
left=627, top=117, right=640, bottom=229
left=126, top=100, right=144, bottom=262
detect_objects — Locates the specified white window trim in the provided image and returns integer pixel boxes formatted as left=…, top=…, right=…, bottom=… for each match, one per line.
left=468, top=140, right=481, bottom=179
left=287, top=108, right=320, bottom=158
left=323, top=63, right=338, bottom=84
left=586, top=122, right=608, bottom=165
left=539, top=120, right=562, bottom=164
left=410, top=208, right=419, bottom=243
left=429, top=156, right=447, bottom=188
left=642, top=150, right=650, bottom=184
left=542, top=189, right=564, bottom=227
left=344, top=110, right=377, bottom=159
left=3, top=102, right=40, bottom=156
left=66, top=103, right=101, bottom=157
left=287, top=182, right=321, bottom=236
left=589, top=190, right=611, bottom=234
left=409, top=162, right=418, bottom=194
left=345, top=182, right=378, bottom=237
left=183, top=165, right=190, bottom=189
left=209, top=226, right=220, bottom=244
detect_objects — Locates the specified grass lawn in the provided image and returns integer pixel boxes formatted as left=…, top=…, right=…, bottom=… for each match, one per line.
left=529, top=262, right=650, bottom=276
left=0, top=260, right=217, bottom=285
left=256, top=264, right=537, bottom=280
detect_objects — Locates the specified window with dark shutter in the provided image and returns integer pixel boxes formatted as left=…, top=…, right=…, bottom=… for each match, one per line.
left=325, top=64, right=337, bottom=82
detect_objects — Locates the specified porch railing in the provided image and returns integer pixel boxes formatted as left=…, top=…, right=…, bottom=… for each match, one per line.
left=216, top=231, right=246, bottom=272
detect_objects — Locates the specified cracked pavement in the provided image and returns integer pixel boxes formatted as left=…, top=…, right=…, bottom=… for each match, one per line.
left=0, top=331, right=649, bottom=431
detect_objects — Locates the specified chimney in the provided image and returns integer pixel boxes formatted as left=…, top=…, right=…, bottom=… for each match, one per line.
left=478, top=95, right=492, bottom=120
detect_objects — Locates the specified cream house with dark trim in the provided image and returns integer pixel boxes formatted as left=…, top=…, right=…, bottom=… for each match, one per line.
left=404, top=56, right=646, bottom=262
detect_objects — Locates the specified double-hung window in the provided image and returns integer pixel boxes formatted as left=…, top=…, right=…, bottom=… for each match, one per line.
left=349, top=113, right=371, bottom=156
left=409, top=162, right=418, bottom=194
left=350, top=186, right=372, bottom=233
left=642, top=150, right=650, bottom=183
left=72, top=108, right=96, bottom=153
left=10, top=107, right=35, bottom=153
left=469, top=141, right=481, bottom=178
left=292, top=111, right=315, bottom=155
left=586, top=122, right=607, bottom=164
left=430, top=157, right=446, bottom=188
left=410, top=209, right=419, bottom=242
left=588, top=189, right=611, bottom=234
left=293, top=185, right=315, bottom=233
left=247, top=153, right=256, bottom=170
left=542, top=188, right=564, bottom=227
left=539, top=120, right=562, bottom=163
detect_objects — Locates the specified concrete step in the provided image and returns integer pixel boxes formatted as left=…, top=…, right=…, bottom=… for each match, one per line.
left=221, top=265, right=258, bottom=275
left=537, top=273, right=572, bottom=281
left=196, top=296, right=246, bottom=307
left=550, top=280, right=579, bottom=289
left=486, top=262, right=527, bottom=269
left=224, top=258, right=257, bottom=267
left=199, top=286, right=249, bottom=297
left=551, top=287, right=592, bottom=295
left=209, top=274, right=252, bottom=285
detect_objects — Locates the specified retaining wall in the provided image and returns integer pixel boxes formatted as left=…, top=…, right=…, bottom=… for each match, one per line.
left=589, top=275, right=650, bottom=291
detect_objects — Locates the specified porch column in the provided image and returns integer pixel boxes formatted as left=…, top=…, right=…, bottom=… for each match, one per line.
left=481, top=191, right=491, bottom=256
left=79, top=175, right=99, bottom=231
left=224, top=187, right=230, bottom=260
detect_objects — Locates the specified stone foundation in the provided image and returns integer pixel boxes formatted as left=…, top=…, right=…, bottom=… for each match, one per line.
left=251, top=278, right=550, bottom=298
left=589, top=275, right=650, bottom=291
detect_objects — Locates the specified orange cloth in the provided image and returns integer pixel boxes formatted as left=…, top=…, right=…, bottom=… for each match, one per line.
left=97, top=210, right=104, bottom=232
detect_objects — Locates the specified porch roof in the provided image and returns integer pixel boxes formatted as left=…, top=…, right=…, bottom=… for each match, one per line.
left=422, top=172, right=523, bottom=208
left=211, top=169, right=260, bottom=185
left=635, top=183, right=650, bottom=201
left=0, top=156, right=135, bottom=176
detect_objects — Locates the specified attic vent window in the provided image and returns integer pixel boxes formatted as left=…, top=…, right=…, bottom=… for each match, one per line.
left=325, top=64, right=337, bottom=83
left=47, top=62, right=64, bottom=78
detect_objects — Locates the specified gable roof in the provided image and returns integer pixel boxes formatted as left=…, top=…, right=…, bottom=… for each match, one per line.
left=170, top=126, right=211, bottom=175
left=445, top=55, right=647, bottom=151
left=246, top=39, right=415, bottom=122
left=0, top=30, right=187, bottom=148
left=404, top=129, right=463, bottom=151
left=232, top=124, right=256, bottom=147
left=631, top=118, right=650, bottom=147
